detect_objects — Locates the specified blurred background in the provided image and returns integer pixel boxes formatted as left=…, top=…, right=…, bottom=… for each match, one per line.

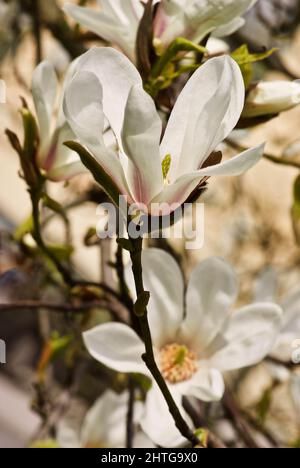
left=1, top=0, right=300, bottom=448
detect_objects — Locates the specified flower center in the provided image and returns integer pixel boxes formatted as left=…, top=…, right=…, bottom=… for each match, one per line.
left=159, top=343, right=198, bottom=384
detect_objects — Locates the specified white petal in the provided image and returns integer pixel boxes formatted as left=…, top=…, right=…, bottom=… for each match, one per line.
left=63, top=69, right=129, bottom=193
left=161, top=56, right=245, bottom=181
left=32, top=61, right=57, bottom=160
left=152, top=144, right=264, bottom=209
left=253, top=268, right=277, bottom=303
left=177, top=367, right=225, bottom=402
left=121, top=85, right=163, bottom=205
left=125, top=248, right=185, bottom=348
left=270, top=332, right=299, bottom=362
left=210, top=303, right=283, bottom=372
left=63, top=1, right=142, bottom=61
left=83, top=323, right=147, bottom=375
left=141, top=383, right=188, bottom=448
left=180, top=257, right=238, bottom=352
left=48, top=160, right=87, bottom=181
left=70, top=47, right=141, bottom=142
left=81, top=391, right=128, bottom=448
left=213, top=17, right=245, bottom=38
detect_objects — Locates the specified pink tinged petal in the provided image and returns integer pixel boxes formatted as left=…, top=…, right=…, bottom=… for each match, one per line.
left=141, top=383, right=188, bottom=448
left=83, top=323, right=147, bottom=376
left=152, top=144, right=265, bottom=209
left=125, top=249, right=185, bottom=348
left=32, top=61, right=58, bottom=163
left=121, top=85, right=164, bottom=205
left=160, top=56, right=245, bottom=181
left=176, top=368, right=225, bottom=402
left=63, top=69, right=129, bottom=195
left=71, top=47, right=142, bottom=143
left=209, top=303, right=283, bottom=372
left=180, top=257, right=238, bottom=352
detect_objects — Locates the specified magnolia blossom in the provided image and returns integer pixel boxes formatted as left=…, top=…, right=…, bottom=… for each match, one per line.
left=57, top=390, right=154, bottom=448
left=64, top=47, right=264, bottom=216
left=63, top=0, right=256, bottom=62
left=84, top=250, right=282, bottom=447
left=32, top=60, right=85, bottom=181
left=154, top=0, right=257, bottom=49
left=243, top=81, right=300, bottom=118
left=254, top=269, right=300, bottom=362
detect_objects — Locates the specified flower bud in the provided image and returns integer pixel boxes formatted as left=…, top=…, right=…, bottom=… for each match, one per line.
left=243, top=81, right=300, bottom=118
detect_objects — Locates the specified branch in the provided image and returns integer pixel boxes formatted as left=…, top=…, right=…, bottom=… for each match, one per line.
left=223, top=390, right=260, bottom=449
left=227, top=138, right=300, bottom=170
left=0, top=300, right=128, bottom=323
left=128, top=236, right=201, bottom=447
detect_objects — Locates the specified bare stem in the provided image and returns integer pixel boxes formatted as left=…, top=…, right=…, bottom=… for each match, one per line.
left=128, top=236, right=200, bottom=447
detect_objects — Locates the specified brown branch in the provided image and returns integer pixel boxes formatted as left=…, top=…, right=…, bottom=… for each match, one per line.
left=227, top=138, right=300, bottom=171
left=0, top=300, right=128, bottom=323
left=223, top=390, right=260, bottom=449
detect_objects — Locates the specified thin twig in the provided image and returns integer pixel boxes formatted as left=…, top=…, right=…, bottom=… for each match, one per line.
left=223, top=390, right=260, bottom=449
left=227, top=138, right=300, bottom=170
left=129, top=236, right=200, bottom=447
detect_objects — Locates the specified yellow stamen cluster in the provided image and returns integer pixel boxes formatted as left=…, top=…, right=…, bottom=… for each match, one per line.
left=159, top=343, right=198, bottom=384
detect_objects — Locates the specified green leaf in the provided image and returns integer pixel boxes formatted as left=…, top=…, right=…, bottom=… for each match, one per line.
left=231, top=45, right=277, bottom=89
left=47, top=244, right=74, bottom=261
left=152, top=37, right=207, bottom=79
left=194, top=428, right=208, bottom=448
left=231, top=45, right=277, bottom=66
left=64, top=141, right=122, bottom=208
left=14, top=215, right=33, bottom=242
left=162, top=154, right=171, bottom=180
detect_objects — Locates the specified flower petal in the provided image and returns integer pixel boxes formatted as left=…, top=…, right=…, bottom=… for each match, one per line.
left=64, top=69, right=129, bottom=194
left=180, top=257, right=238, bottom=352
left=81, top=391, right=128, bottom=448
left=71, top=47, right=142, bottom=143
left=253, top=268, right=277, bottom=303
left=152, top=144, right=264, bottom=210
left=125, top=248, right=185, bottom=348
left=32, top=61, right=57, bottom=160
left=177, top=367, right=225, bottom=402
left=63, top=1, right=142, bottom=61
left=141, top=383, right=188, bottom=448
left=121, top=85, right=163, bottom=204
left=209, top=303, right=283, bottom=372
left=83, top=323, right=147, bottom=375
left=161, top=56, right=245, bottom=181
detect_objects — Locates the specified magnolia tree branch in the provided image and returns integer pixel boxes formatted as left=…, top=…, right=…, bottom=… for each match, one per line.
left=128, top=236, right=200, bottom=447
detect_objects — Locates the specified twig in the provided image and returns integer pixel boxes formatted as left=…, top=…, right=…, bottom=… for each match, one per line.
left=129, top=236, right=200, bottom=447
left=0, top=300, right=128, bottom=323
left=223, top=390, right=260, bottom=449
left=183, top=398, right=227, bottom=449
left=227, top=138, right=300, bottom=170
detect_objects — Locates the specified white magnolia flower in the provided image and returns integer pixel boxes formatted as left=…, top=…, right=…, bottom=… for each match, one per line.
left=63, top=0, right=256, bottom=62
left=84, top=250, right=282, bottom=447
left=243, top=81, right=300, bottom=118
left=64, top=47, right=264, bottom=216
left=57, top=390, right=154, bottom=448
left=32, top=60, right=85, bottom=181
left=254, top=268, right=300, bottom=362
left=154, top=0, right=257, bottom=49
